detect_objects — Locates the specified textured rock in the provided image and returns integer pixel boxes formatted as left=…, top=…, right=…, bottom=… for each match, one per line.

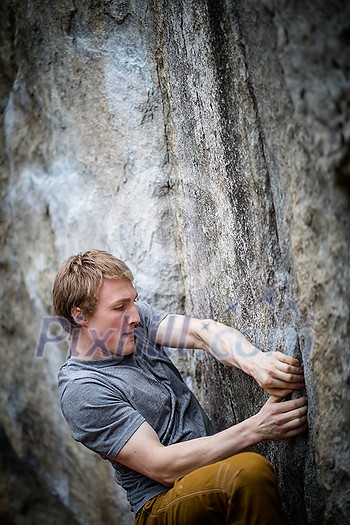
left=149, top=1, right=350, bottom=524
left=0, top=0, right=349, bottom=524
left=0, top=1, right=182, bottom=523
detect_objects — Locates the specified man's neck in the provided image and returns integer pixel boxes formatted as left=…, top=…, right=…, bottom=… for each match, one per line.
left=69, top=329, right=111, bottom=360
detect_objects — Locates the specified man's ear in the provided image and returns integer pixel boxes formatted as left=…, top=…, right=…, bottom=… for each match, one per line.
left=71, top=307, right=88, bottom=326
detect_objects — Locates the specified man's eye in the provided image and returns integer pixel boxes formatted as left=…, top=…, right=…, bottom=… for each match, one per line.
left=114, top=305, right=125, bottom=311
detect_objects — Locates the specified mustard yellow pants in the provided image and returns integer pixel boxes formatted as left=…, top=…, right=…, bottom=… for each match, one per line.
left=135, top=452, right=290, bottom=525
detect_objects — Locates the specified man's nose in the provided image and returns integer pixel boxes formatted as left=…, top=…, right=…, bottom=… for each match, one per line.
left=124, top=305, right=141, bottom=327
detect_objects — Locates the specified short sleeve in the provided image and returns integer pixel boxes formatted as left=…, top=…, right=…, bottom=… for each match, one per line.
left=135, top=301, right=169, bottom=341
left=60, top=377, right=145, bottom=459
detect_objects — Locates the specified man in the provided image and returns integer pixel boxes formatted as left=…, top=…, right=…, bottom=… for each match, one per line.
left=54, top=249, right=307, bottom=525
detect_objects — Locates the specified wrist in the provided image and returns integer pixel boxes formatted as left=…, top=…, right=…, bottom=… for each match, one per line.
left=237, top=414, right=263, bottom=449
left=239, top=346, right=263, bottom=377
left=248, top=412, right=266, bottom=444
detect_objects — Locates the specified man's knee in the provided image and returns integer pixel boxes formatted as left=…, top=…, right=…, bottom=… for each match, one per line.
left=224, top=452, right=277, bottom=489
left=227, top=453, right=288, bottom=524
left=237, top=451, right=274, bottom=474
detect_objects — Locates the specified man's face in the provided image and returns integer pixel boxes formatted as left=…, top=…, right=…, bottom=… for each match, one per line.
left=84, top=278, right=141, bottom=357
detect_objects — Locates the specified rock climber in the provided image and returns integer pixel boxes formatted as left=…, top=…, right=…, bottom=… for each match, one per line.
left=53, top=249, right=307, bottom=525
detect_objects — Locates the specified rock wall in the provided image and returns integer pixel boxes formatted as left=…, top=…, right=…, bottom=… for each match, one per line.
left=0, top=1, right=349, bottom=524
left=0, top=1, right=182, bottom=523
left=149, top=1, right=350, bottom=524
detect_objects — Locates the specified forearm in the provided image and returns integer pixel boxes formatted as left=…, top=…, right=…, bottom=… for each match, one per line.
left=156, top=315, right=258, bottom=374
left=152, top=416, right=260, bottom=486
left=191, top=318, right=260, bottom=376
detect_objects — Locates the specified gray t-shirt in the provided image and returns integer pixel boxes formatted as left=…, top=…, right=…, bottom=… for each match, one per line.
left=58, top=301, right=214, bottom=514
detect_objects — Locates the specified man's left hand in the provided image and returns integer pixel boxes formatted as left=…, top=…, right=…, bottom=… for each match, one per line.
left=249, top=350, right=305, bottom=397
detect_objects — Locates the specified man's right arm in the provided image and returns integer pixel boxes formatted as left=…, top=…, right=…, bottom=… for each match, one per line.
left=115, top=395, right=307, bottom=487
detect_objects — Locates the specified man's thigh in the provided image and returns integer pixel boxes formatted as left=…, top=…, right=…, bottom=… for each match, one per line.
left=135, top=452, right=288, bottom=525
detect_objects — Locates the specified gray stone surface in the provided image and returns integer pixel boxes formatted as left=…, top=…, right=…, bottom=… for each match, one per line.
left=0, top=1, right=182, bottom=523
left=150, top=1, right=350, bottom=523
left=0, top=0, right=349, bottom=524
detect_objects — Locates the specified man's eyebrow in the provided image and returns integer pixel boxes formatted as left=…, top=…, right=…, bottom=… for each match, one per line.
left=109, top=293, right=138, bottom=307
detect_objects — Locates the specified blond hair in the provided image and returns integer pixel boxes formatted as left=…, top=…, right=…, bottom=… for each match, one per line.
left=53, top=249, right=134, bottom=333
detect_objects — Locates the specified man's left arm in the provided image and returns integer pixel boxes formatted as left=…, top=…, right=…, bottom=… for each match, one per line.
left=155, top=314, right=304, bottom=397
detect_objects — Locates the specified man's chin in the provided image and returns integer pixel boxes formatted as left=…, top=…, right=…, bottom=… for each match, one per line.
left=121, top=343, right=136, bottom=356
left=115, top=337, right=136, bottom=356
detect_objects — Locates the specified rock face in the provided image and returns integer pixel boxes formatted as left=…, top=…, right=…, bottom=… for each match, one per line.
left=0, top=1, right=349, bottom=524
left=150, top=1, right=350, bottom=524
left=0, top=1, right=182, bottom=523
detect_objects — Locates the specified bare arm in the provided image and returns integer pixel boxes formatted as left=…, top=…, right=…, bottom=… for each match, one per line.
left=116, top=395, right=307, bottom=486
left=156, top=315, right=304, bottom=396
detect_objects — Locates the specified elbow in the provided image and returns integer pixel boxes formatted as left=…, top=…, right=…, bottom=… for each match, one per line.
left=147, top=464, right=178, bottom=487
left=159, top=476, right=175, bottom=488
